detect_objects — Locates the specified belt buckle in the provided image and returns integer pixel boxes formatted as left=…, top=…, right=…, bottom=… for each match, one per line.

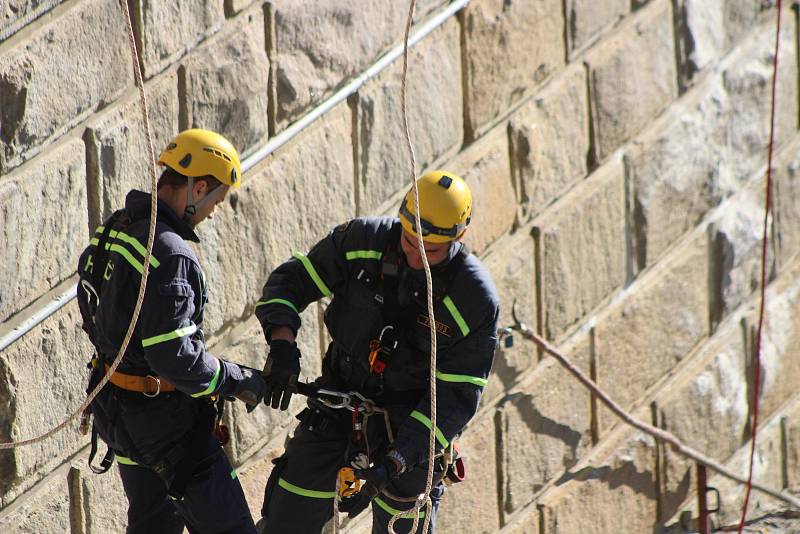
left=143, top=375, right=161, bottom=397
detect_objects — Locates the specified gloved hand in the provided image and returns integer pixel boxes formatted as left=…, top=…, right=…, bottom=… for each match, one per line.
left=231, top=366, right=268, bottom=413
left=262, top=339, right=301, bottom=410
left=341, top=455, right=403, bottom=519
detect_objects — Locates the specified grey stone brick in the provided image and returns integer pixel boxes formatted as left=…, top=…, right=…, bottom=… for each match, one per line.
left=0, top=468, right=71, bottom=533
left=76, top=459, right=129, bottom=534
left=775, top=137, right=800, bottom=269
left=565, top=0, right=628, bottom=55
left=0, top=0, right=64, bottom=40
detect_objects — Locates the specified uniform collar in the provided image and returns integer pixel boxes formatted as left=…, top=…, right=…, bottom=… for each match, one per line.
left=124, top=189, right=200, bottom=242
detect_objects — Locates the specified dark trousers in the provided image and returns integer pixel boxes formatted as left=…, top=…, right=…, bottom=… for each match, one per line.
left=259, top=409, right=444, bottom=534
left=118, top=433, right=257, bottom=534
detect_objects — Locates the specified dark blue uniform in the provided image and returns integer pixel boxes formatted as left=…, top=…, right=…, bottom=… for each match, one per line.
left=77, top=190, right=256, bottom=534
left=255, top=217, right=499, bottom=533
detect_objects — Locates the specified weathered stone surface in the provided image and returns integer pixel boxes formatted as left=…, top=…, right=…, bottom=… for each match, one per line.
left=236, top=446, right=284, bottom=522
left=447, top=126, right=515, bottom=256
left=271, top=0, right=406, bottom=127
left=595, top=230, right=709, bottom=435
left=437, top=412, right=500, bottom=533
left=463, top=0, right=565, bottom=139
left=534, top=157, right=625, bottom=341
left=566, top=0, right=628, bottom=55
left=509, top=63, right=590, bottom=220
left=481, top=229, right=536, bottom=403
left=182, top=17, right=269, bottom=156
left=0, top=0, right=131, bottom=173
left=356, top=19, right=462, bottom=215
left=134, top=0, right=223, bottom=78
left=0, top=1, right=64, bottom=40
left=0, top=468, right=70, bottom=533
left=0, top=301, right=92, bottom=504
left=77, top=459, right=129, bottom=534
left=786, top=399, right=800, bottom=490
left=85, top=73, right=178, bottom=228
left=537, top=431, right=658, bottom=534
left=0, top=137, right=86, bottom=323
left=586, top=0, right=677, bottom=161
left=628, top=19, right=796, bottom=271
left=195, top=102, right=354, bottom=335
left=774, top=137, right=800, bottom=270
left=501, top=353, right=592, bottom=514
left=224, top=0, right=257, bottom=17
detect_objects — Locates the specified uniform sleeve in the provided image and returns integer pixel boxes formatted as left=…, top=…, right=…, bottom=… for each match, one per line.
left=138, top=254, right=241, bottom=397
left=254, top=222, right=354, bottom=339
left=392, top=298, right=499, bottom=467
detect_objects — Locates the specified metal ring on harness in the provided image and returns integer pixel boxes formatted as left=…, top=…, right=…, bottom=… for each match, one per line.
left=143, top=375, right=161, bottom=397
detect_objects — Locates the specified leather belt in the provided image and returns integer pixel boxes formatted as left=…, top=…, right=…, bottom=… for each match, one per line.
left=105, top=364, right=176, bottom=397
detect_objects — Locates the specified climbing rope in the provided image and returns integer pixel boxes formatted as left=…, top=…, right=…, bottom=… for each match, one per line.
left=737, top=1, right=783, bottom=532
left=0, top=0, right=159, bottom=450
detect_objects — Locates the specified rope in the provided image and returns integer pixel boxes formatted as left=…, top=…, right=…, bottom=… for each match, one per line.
left=506, top=323, right=800, bottom=510
left=0, top=0, right=159, bottom=450
left=737, top=2, right=783, bottom=531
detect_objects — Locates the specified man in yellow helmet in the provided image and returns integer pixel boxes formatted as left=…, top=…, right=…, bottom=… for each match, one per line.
left=76, top=129, right=262, bottom=533
left=254, top=171, right=500, bottom=533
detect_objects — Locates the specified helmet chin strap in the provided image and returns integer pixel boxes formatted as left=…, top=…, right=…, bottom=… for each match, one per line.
left=183, top=176, right=197, bottom=221
left=184, top=179, right=229, bottom=224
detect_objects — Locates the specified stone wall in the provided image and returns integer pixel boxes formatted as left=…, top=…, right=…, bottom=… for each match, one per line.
left=1, top=1, right=798, bottom=532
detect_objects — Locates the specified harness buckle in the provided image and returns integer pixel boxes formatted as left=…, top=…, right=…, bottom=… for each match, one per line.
left=143, top=375, right=162, bottom=397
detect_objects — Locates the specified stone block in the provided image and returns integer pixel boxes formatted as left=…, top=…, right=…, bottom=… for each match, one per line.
left=509, top=63, right=590, bottom=220
left=436, top=412, right=500, bottom=533
left=586, top=0, right=677, bottom=161
left=181, top=15, right=269, bottom=156
left=501, top=355, right=592, bottom=514
left=481, top=229, right=536, bottom=402
left=0, top=137, right=87, bottom=323
left=0, top=467, right=71, bottom=533
left=536, top=431, right=658, bottom=534
left=133, top=0, right=224, bottom=78
left=356, top=19, right=462, bottom=215
left=224, top=0, right=257, bottom=17
left=84, top=73, right=178, bottom=228
left=0, top=1, right=64, bottom=40
left=76, top=458, right=129, bottom=534
left=236, top=447, right=284, bottom=521
left=447, top=126, right=515, bottom=256
left=565, top=0, right=628, bottom=55
left=194, top=101, right=354, bottom=335
left=534, top=158, right=625, bottom=342
left=595, top=230, right=709, bottom=435
left=270, top=0, right=406, bottom=127
left=0, top=0, right=131, bottom=173
left=463, top=0, right=565, bottom=139
left=786, top=398, right=800, bottom=490
left=774, top=137, right=800, bottom=269
left=0, top=301, right=93, bottom=504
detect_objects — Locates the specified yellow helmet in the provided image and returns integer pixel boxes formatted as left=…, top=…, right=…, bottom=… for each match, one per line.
left=158, top=129, right=242, bottom=188
left=398, top=170, right=472, bottom=244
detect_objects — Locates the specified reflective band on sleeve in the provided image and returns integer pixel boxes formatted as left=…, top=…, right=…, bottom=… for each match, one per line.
left=345, top=250, right=382, bottom=261
left=142, top=323, right=198, bottom=348
left=116, top=455, right=139, bottom=466
left=373, top=497, right=425, bottom=519
left=278, top=478, right=336, bottom=499
left=292, top=252, right=332, bottom=297
left=94, top=225, right=105, bottom=235
left=191, top=358, right=221, bottom=398
left=442, top=296, right=470, bottom=336
left=255, top=298, right=298, bottom=313
left=435, top=370, right=487, bottom=388
left=89, top=237, right=99, bottom=246
left=409, top=410, right=449, bottom=448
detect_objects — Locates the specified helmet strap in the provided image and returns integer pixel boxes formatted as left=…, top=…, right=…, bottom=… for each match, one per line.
left=184, top=176, right=197, bottom=221
left=192, top=184, right=228, bottom=214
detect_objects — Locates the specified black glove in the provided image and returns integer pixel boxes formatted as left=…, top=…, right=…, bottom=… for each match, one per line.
left=231, top=366, right=268, bottom=413
left=341, top=455, right=402, bottom=519
left=262, top=339, right=301, bottom=410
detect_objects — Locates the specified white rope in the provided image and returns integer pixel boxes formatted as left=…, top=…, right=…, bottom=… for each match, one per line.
left=0, top=0, right=159, bottom=450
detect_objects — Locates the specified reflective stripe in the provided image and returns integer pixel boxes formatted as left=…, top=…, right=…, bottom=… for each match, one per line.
left=373, top=497, right=425, bottom=519
left=94, top=225, right=105, bottom=235
left=142, top=323, right=198, bottom=348
left=409, top=410, right=449, bottom=448
left=116, top=455, right=138, bottom=466
left=191, top=358, right=221, bottom=398
left=292, top=252, right=332, bottom=297
left=442, top=296, right=469, bottom=336
left=345, top=250, right=382, bottom=261
left=111, top=230, right=161, bottom=268
left=230, top=469, right=238, bottom=480
left=255, top=298, right=298, bottom=313
left=435, top=370, right=487, bottom=388
left=89, top=237, right=99, bottom=246
left=277, top=478, right=336, bottom=499
left=108, top=243, right=146, bottom=274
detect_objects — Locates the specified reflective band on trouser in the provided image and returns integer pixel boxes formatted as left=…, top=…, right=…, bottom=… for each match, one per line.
left=116, top=455, right=139, bottom=466
left=277, top=478, right=336, bottom=499
left=141, top=323, right=198, bottom=348
left=442, top=296, right=469, bottom=336
left=255, top=298, right=298, bottom=313
left=345, top=249, right=382, bottom=260
left=191, top=358, right=222, bottom=398
left=435, top=370, right=487, bottom=388
left=409, top=410, right=449, bottom=448
left=292, top=252, right=332, bottom=297
left=374, top=497, right=425, bottom=519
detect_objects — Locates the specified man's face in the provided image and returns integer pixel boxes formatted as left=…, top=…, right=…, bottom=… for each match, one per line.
left=187, top=181, right=229, bottom=228
left=399, top=229, right=452, bottom=270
